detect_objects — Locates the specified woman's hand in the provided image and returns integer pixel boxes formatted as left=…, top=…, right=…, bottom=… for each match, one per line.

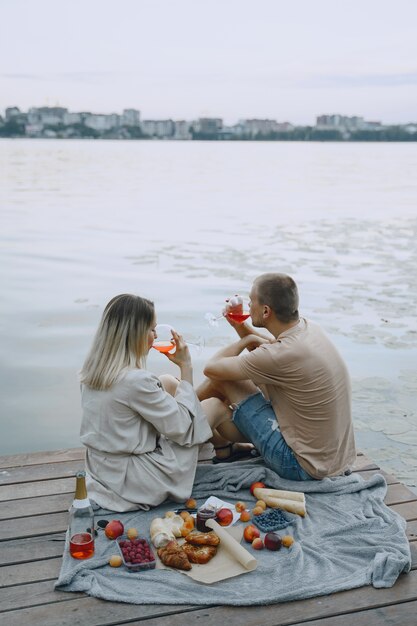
left=165, top=329, right=192, bottom=369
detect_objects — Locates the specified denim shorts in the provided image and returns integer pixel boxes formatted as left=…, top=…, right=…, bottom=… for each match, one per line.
left=232, top=392, right=315, bottom=481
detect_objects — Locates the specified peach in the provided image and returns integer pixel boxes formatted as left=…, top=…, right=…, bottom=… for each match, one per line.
left=249, top=481, right=266, bottom=496
left=185, top=498, right=197, bottom=509
left=216, top=508, right=234, bottom=526
left=104, top=519, right=124, bottom=539
left=179, top=510, right=192, bottom=521
left=255, top=500, right=267, bottom=510
left=243, top=524, right=260, bottom=543
left=240, top=510, right=251, bottom=522
left=252, top=506, right=264, bottom=516
left=235, top=501, right=246, bottom=512
left=109, top=554, right=123, bottom=567
left=126, top=527, right=139, bottom=540
left=252, top=537, right=264, bottom=550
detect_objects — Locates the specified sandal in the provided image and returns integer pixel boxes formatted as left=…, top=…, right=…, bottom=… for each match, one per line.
left=212, top=443, right=260, bottom=464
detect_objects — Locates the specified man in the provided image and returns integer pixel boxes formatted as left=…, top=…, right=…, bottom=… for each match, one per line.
left=198, top=273, right=356, bottom=480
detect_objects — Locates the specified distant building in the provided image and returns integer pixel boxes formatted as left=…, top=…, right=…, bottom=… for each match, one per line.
left=239, top=119, right=289, bottom=137
left=5, top=106, right=21, bottom=121
left=193, top=118, right=223, bottom=136
left=316, top=114, right=370, bottom=131
left=141, top=119, right=175, bottom=138
left=28, top=107, right=68, bottom=126
left=173, top=120, right=192, bottom=140
left=63, top=112, right=83, bottom=125
left=121, top=109, right=141, bottom=126
left=84, top=113, right=120, bottom=131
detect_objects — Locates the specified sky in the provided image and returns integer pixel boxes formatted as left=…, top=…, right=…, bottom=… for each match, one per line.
left=1, top=0, right=417, bottom=125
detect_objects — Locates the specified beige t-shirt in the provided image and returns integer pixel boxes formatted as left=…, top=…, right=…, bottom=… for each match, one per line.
left=237, top=318, right=356, bottom=479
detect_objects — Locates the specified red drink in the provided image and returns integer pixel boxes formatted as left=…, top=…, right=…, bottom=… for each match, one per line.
left=153, top=341, right=175, bottom=354
left=227, top=311, right=250, bottom=324
left=70, top=532, right=95, bottom=559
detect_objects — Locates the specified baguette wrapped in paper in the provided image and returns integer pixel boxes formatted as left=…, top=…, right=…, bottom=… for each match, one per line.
left=253, top=487, right=306, bottom=517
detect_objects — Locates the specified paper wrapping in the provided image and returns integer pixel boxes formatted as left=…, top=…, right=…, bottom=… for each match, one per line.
left=206, top=519, right=257, bottom=571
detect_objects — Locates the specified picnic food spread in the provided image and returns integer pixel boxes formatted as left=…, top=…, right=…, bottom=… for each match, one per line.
left=68, top=473, right=303, bottom=581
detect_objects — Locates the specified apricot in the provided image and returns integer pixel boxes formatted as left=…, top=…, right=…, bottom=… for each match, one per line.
left=243, top=524, right=260, bottom=543
left=109, top=554, right=123, bottom=567
left=235, top=501, right=246, bottom=513
left=249, top=481, right=266, bottom=496
left=282, top=535, right=295, bottom=548
left=252, top=506, right=264, bottom=516
left=240, top=510, right=251, bottom=522
left=185, top=498, right=197, bottom=509
left=126, top=527, right=139, bottom=540
left=180, top=517, right=195, bottom=536
left=255, top=500, right=267, bottom=511
left=252, top=537, right=264, bottom=550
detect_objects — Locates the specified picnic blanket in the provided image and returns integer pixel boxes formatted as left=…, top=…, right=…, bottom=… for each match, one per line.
left=55, top=459, right=411, bottom=606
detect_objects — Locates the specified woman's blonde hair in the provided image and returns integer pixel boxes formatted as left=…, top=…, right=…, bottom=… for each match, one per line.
left=80, top=294, right=155, bottom=390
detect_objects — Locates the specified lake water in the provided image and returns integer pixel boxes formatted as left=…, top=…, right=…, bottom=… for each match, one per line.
left=1, top=139, right=416, bottom=491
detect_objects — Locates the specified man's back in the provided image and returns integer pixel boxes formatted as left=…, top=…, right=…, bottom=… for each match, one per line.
left=237, top=318, right=356, bottom=478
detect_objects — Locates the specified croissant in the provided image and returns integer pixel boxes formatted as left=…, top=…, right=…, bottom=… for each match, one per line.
left=185, top=531, right=220, bottom=546
left=182, top=543, right=217, bottom=564
left=157, top=540, right=192, bottom=571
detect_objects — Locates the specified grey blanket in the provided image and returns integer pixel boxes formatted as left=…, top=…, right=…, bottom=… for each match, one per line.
left=55, top=459, right=411, bottom=606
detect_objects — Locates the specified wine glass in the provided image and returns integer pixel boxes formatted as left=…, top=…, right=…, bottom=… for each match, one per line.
left=152, top=324, right=176, bottom=354
left=205, top=295, right=250, bottom=328
left=152, top=324, right=204, bottom=355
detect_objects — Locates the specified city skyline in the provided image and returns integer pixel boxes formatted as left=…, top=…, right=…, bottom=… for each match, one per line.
left=1, top=0, right=417, bottom=125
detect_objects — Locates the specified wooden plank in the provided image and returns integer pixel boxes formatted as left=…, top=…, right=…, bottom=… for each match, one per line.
left=0, top=580, right=85, bottom=613
left=132, top=572, right=417, bottom=626
left=0, top=477, right=74, bottom=502
left=0, top=534, right=66, bottom=566
left=358, top=469, right=399, bottom=485
left=0, top=557, right=62, bottom=587
left=385, top=483, right=417, bottom=506
left=289, top=599, right=417, bottom=626
left=0, top=460, right=85, bottom=486
left=0, top=448, right=84, bottom=470
left=0, top=598, right=199, bottom=626
left=0, top=493, right=73, bottom=520
left=0, top=512, right=68, bottom=541
left=391, top=501, right=417, bottom=521
left=407, top=520, right=417, bottom=541
left=352, top=455, right=379, bottom=472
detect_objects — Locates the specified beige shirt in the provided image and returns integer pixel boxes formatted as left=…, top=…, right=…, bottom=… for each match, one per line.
left=80, top=369, right=212, bottom=512
left=238, top=318, right=356, bottom=479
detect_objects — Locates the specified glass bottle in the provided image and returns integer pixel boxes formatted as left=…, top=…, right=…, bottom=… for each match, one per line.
left=69, top=470, right=95, bottom=559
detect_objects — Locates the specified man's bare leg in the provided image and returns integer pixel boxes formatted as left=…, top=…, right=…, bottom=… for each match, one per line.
left=201, top=378, right=259, bottom=460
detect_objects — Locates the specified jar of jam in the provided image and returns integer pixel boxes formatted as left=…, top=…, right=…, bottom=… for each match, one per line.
left=196, top=505, right=217, bottom=532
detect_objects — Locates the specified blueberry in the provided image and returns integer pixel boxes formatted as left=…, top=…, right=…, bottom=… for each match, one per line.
left=97, top=519, right=109, bottom=529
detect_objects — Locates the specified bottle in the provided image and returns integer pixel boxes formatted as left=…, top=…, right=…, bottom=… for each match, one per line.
left=68, top=471, right=95, bottom=559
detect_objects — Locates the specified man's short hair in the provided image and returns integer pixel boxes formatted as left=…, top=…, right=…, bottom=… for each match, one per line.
left=254, top=273, right=299, bottom=323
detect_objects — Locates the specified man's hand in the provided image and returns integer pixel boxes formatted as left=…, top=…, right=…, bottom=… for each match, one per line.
left=243, top=334, right=272, bottom=352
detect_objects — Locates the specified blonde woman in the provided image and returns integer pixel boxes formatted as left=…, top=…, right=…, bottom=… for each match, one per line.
left=79, top=294, right=216, bottom=512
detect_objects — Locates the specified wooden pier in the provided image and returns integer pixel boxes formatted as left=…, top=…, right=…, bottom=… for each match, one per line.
left=0, top=448, right=416, bottom=625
